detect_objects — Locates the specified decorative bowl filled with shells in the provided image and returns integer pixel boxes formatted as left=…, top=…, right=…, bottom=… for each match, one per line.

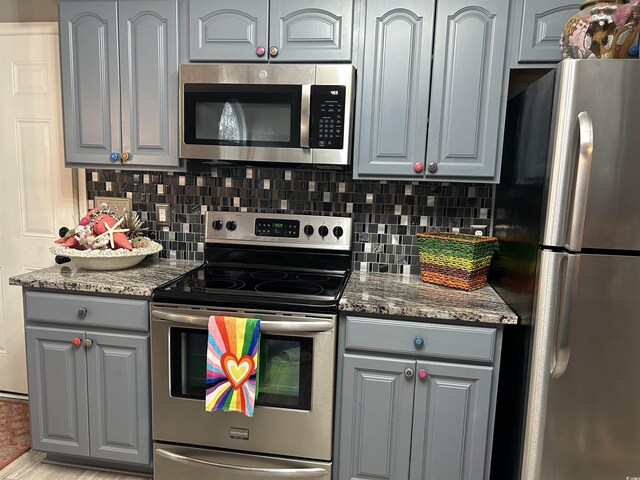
left=50, top=203, right=163, bottom=271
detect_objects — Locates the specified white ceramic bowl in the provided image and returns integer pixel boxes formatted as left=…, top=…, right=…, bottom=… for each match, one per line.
left=50, top=241, right=163, bottom=271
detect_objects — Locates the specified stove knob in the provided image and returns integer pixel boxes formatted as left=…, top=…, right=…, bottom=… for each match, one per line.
left=212, top=220, right=223, bottom=231
left=333, top=226, right=344, bottom=238
left=226, top=220, right=237, bottom=231
left=318, top=225, right=329, bottom=237
left=304, top=224, right=314, bottom=236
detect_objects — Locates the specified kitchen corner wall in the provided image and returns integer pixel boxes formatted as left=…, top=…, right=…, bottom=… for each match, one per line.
left=85, top=166, right=494, bottom=275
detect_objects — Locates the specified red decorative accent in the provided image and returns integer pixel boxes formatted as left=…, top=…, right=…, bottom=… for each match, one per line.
left=55, top=236, right=80, bottom=248
left=418, top=369, right=428, bottom=379
left=221, top=353, right=255, bottom=390
left=72, top=337, right=82, bottom=347
left=93, top=214, right=133, bottom=250
left=413, top=162, right=424, bottom=173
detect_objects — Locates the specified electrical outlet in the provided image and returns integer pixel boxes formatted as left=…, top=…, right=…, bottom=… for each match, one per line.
left=94, top=196, right=132, bottom=219
left=156, top=203, right=170, bottom=227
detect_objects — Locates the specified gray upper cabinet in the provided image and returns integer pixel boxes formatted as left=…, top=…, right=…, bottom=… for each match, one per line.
left=188, top=0, right=353, bottom=62
left=59, top=0, right=179, bottom=168
left=189, top=0, right=268, bottom=61
left=426, top=0, right=510, bottom=179
left=59, top=1, right=121, bottom=166
left=24, top=292, right=151, bottom=467
left=511, top=0, right=580, bottom=67
left=353, top=0, right=509, bottom=182
left=354, top=0, right=434, bottom=178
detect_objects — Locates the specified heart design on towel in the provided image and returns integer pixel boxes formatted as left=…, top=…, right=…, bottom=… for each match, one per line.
left=221, top=353, right=255, bottom=390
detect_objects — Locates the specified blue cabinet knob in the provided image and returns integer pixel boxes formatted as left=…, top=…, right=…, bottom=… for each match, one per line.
left=109, top=152, right=120, bottom=162
left=413, top=336, right=425, bottom=348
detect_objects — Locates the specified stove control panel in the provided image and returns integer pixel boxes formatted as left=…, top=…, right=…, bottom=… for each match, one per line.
left=205, top=212, right=352, bottom=250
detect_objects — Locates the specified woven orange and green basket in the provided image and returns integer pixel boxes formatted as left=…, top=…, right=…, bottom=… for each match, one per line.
left=417, top=232, right=497, bottom=291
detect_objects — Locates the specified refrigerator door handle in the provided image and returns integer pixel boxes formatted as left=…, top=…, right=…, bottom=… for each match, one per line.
left=551, top=254, right=580, bottom=379
left=566, top=112, right=594, bottom=252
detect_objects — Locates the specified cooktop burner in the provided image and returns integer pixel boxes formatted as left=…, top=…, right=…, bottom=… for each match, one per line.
left=152, top=212, right=353, bottom=313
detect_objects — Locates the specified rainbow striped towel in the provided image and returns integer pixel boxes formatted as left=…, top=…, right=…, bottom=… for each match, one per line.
left=205, top=316, right=261, bottom=417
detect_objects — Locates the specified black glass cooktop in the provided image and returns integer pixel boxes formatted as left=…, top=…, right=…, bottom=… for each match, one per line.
left=153, top=246, right=352, bottom=312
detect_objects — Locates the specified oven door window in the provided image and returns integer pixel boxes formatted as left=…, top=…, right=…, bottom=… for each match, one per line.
left=183, top=84, right=302, bottom=148
left=170, top=328, right=313, bottom=411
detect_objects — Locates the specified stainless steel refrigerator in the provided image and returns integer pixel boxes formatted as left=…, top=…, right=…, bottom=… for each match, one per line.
left=491, top=59, right=640, bottom=480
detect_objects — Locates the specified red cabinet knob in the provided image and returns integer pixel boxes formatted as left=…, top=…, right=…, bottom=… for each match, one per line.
left=256, top=46, right=266, bottom=57
left=72, top=337, right=82, bottom=347
left=418, top=369, right=428, bottom=380
left=413, top=162, right=424, bottom=173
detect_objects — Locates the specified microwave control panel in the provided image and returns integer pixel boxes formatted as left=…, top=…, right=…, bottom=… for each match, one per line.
left=310, top=85, right=346, bottom=150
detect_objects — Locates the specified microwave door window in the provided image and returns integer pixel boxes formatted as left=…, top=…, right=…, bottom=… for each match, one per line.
left=184, top=85, right=302, bottom=148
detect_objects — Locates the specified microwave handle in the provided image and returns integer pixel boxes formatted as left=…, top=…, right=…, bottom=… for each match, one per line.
left=300, top=84, right=311, bottom=149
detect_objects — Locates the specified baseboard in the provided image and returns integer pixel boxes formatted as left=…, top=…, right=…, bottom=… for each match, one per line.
left=0, top=392, right=28, bottom=401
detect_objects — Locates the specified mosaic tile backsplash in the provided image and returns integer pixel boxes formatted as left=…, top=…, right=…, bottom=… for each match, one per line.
left=85, top=166, right=494, bottom=275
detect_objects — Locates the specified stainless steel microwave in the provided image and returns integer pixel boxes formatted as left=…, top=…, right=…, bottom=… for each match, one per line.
left=179, top=64, right=355, bottom=166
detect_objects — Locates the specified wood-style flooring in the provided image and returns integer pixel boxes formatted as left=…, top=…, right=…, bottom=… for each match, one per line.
left=0, top=451, right=148, bottom=480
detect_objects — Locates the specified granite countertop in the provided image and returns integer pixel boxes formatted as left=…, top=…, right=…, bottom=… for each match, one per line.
left=8, top=258, right=202, bottom=297
left=340, top=272, right=518, bottom=324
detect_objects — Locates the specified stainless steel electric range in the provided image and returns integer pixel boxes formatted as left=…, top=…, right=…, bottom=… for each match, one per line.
left=150, top=211, right=352, bottom=480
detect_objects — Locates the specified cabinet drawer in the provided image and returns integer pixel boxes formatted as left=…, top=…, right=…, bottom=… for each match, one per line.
left=25, top=291, right=148, bottom=331
left=345, top=316, right=496, bottom=363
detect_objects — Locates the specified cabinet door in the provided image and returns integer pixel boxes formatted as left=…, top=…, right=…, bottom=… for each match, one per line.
left=338, top=354, right=415, bottom=480
left=409, top=361, right=493, bottom=480
left=189, top=0, right=269, bottom=61
left=517, top=0, right=580, bottom=64
left=25, top=326, right=89, bottom=457
left=426, top=0, right=509, bottom=180
left=86, top=331, right=150, bottom=465
left=268, top=0, right=353, bottom=62
left=119, top=1, right=179, bottom=167
left=59, top=0, right=121, bottom=166
left=353, top=0, right=435, bottom=179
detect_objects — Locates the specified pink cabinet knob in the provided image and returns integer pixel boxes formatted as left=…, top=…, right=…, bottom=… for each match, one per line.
left=418, top=369, right=428, bottom=380
left=256, top=46, right=266, bottom=57
left=72, top=337, right=82, bottom=347
left=414, top=162, right=424, bottom=173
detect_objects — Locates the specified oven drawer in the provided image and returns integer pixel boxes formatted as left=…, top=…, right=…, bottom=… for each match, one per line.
left=25, top=291, right=148, bottom=331
left=153, top=443, right=332, bottom=480
left=344, top=316, right=497, bottom=363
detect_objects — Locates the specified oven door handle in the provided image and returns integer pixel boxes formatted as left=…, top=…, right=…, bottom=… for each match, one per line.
left=156, top=448, right=329, bottom=477
left=152, top=309, right=334, bottom=333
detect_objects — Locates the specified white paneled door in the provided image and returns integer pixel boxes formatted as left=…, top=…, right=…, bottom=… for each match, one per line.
left=0, top=23, right=76, bottom=394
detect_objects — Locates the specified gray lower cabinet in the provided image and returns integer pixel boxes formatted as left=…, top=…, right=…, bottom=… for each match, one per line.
left=510, top=0, right=580, bottom=67
left=353, top=0, right=509, bottom=182
left=337, top=316, right=500, bottom=480
left=189, top=0, right=353, bottom=62
left=24, top=292, right=151, bottom=467
left=59, top=0, right=179, bottom=168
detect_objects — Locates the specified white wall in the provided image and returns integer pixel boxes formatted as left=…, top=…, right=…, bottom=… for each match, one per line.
left=0, top=0, right=58, bottom=22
